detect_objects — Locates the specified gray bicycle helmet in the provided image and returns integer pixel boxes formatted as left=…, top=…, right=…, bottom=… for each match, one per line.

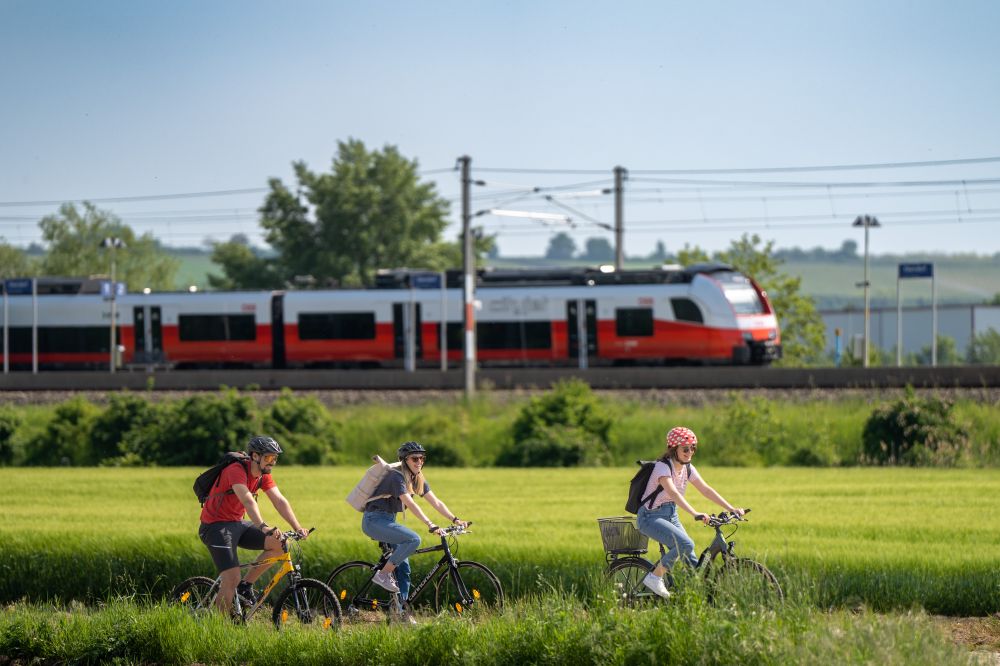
left=248, top=435, right=283, bottom=455
left=397, top=441, right=426, bottom=460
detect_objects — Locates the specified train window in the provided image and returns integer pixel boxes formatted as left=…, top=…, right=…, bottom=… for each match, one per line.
left=437, top=322, right=463, bottom=350
left=298, top=312, right=376, bottom=340
left=6, top=326, right=114, bottom=353
left=477, top=321, right=551, bottom=350
left=721, top=284, right=766, bottom=315
left=615, top=308, right=654, bottom=337
left=178, top=314, right=256, bottom=342
left=671, top=298, right=704, bottom=324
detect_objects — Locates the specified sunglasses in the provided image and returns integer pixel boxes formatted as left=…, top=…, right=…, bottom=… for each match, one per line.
left=260, top=454, right=279, bottom=465
left=408, top=455, right=426, bottom=463
left=678, top=446, right=696, bottom=454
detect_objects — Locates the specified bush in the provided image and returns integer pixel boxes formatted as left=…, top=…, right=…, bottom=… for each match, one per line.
left=89, top=394, right=162, bottom=465
left=967, top=328, right=1000, bottom=365
left=149, top=389, right=259, bottom=466
left=861, top=388, right=970, bottom=466
left=0, top=407, right=21, bottom=466
left=23, top=397, right=100, bottom=466
left=498, top=379, right=613, bottom=466
left=262, top=389, right=339, bottom=465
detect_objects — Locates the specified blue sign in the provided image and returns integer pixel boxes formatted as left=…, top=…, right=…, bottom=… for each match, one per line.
left=410, top=273, right=442, bottom=289
left=3, top=278, right=33, bottom=295
left=898, top=263, right=934, bottom=279
left=100, top=281, right=127, bottom=299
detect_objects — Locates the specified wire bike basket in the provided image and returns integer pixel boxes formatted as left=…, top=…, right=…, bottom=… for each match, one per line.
left=597, top=516, right=648, bottom=560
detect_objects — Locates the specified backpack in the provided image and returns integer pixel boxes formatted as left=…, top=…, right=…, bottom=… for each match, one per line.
left=194, top=452, right=252, bottom=507
left=625, top=459, right=691, bottom=514
left=346, top=455, right=402, bottom=512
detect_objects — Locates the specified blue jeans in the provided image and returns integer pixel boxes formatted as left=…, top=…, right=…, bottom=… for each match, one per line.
left=362, top=510, right=421, bottom=599
left=636, top=503, right=698, bottom=569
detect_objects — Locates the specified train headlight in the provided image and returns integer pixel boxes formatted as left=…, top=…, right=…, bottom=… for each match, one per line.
left=768, top=331, right=776, bottom=340
left=742, top=332, right=753, bottom=342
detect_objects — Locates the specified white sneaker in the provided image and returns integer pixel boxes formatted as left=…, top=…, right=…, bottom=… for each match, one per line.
left=372, top=570, right=400, bottom=594
left=642, top=573, right=671, bottom=599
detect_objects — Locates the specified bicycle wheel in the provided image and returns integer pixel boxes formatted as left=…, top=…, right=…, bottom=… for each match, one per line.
left=325, top=561, right=394, bottom=622
left=272, top=578, right=341, bottom=631
left=171, top=576, right=218, bottom=615
left=433, top=561, right=504, bottom=615
left=706, top=557, right=783, bottom=609
left=606, top=558, right=663, bottom=608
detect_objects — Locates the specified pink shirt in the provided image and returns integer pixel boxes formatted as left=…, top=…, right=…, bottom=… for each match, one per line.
left=642, top=460, right=699, bottom=510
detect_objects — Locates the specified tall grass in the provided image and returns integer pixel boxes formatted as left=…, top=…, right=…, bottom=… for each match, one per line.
left=3, top=467, right=999, bottom=615
left=0, top=595, right=969, bottom=665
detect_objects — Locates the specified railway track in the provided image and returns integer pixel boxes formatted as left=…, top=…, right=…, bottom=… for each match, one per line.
left=0, top=365, right=997, bottom=392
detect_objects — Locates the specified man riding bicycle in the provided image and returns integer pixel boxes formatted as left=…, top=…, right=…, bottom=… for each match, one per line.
left=198, top=435, right=308, bottom=615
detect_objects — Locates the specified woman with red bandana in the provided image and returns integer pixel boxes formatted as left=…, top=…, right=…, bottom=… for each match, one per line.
left=635, top=426, right=745, bottom=599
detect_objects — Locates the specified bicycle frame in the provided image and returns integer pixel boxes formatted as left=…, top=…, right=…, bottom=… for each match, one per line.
left=367, top=535, right=465, bottom=606
left=196, top=544, right=301, bottom=620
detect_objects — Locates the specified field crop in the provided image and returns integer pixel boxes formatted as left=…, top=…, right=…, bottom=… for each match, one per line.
left=3, top=466, right=999, bottom=616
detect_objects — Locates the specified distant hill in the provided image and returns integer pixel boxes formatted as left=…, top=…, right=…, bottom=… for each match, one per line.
left=166, top=250, right=1000, bottom=310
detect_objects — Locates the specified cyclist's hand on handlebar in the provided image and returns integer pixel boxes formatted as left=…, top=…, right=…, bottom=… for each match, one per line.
left=730, top=507, right=746, bottom=518
left=694, top=513, right=710, bottom=525
left=294, top=527, right=309, bottom=540
left=452, top=518, right=469, bottom=529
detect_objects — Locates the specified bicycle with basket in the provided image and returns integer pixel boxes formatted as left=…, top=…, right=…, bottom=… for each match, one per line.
left=598, top=510, right=783, bottom=608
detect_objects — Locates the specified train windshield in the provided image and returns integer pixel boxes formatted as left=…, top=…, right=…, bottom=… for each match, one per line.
left=715, top=272, right=766, bottom=315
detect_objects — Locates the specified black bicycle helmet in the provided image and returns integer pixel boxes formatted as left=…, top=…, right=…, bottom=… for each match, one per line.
left=397, top=441, right=426, bottom=460
left=248, top=435, right=283, bottom=455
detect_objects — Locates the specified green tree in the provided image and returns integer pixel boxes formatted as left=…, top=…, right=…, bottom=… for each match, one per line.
left=581, top=237, right=614, bottom=262
left=214, top=139, right=457, bottom=289
left=0, top=243, right=35, bottom=279
left=967, top=328, right=1000, bottom=365
left=545, top=232, right=577, bottom=260
left=908, top=335, right=962, bottom=366
left=207, top=239, right=283, bottom=290
left=37, top=202, right=179, bottom=291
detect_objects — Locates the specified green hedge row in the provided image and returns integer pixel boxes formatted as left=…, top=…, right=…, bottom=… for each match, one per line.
left=0, top=382, right=997, bottom=468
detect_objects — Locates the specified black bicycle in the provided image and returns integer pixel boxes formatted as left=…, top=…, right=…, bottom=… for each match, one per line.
left=598, top=509, right=783, bottom=608
left=326, top=523, right=503, bottom=622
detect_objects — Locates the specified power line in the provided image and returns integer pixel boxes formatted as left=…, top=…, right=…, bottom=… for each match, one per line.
left=0, top=187, right=269, bottom=208
left=473, top=155, right=1000, bottom=175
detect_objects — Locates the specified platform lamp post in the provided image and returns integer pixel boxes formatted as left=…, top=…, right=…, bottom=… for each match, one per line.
left=100, top=237, right=125, bottom=373
left=852, top=215, right=880, bottom=368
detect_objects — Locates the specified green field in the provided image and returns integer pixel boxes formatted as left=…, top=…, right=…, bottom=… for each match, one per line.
left=4, top=466, right=999, bottom=614
left=3, top=466, right=997, bottom=664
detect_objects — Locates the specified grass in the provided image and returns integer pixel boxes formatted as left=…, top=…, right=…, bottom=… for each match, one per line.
left=3, top=466, right=999, bottom=615
left=0, top=596, right=973, bottom=665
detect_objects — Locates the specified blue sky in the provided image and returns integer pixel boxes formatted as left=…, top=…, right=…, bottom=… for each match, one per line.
left=1, top=1, right=998, bottom=258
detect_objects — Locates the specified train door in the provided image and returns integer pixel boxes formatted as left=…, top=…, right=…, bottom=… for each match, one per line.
left=271, top=293, right=286, bottom=369
left=393, top=302, right=423, bottom=370
left=567, top=299, right=597, bottom=367
left=132, top=305, right=164, bottom=364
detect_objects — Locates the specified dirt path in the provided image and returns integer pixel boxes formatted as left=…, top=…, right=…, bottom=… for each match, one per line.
left=934, top=616, right=1000, bottom=664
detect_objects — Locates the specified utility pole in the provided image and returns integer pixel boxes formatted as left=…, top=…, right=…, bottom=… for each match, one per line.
left=853, top=215, right=880, bottom=368
left=613, top=166, right=626, bottom=271
left=459, top=155, right=476, bottom=398
left=100, top=237, right=125, bottom=373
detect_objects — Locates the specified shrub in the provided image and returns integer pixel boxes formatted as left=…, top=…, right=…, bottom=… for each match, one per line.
left=861, top=388, right=970, bottom=466
left=262, top=389, right=339, bottom=465
left=23, top=397, right=100, bottom=466
left=0, top=407, right=21, bottom=466
left=498, top=380, right=613, bottom=466
left=149, top=389, right=259, bottom=466
left=89, top=394, right=162, bottom=465
left=967, top=328, right=1000, bottom=365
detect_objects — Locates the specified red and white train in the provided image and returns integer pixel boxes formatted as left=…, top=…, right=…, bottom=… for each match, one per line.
left=0, top=265, right=781, bottom=369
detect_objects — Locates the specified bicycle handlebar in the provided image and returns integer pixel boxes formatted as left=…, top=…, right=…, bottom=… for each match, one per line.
left=703, top=509, right=751, bottom=528
left=440, top=521, right=473, bottom=537
left=280, top=527, right=316, bottom=541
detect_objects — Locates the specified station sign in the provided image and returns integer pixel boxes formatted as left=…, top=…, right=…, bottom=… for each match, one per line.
left=3, top=278, right=33, bottom=295
left=101, top=281, right=127, bottom=300
left=898, top=263, right=934, bottom=279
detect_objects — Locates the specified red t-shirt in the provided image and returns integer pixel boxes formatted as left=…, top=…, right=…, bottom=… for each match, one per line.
left=199, top=461, right=276, bottom=523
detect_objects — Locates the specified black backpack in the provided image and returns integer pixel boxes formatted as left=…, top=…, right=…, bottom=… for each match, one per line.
left=193, top=452, right=252, bottom=506
left=625, top=459, right=691, bottom=514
